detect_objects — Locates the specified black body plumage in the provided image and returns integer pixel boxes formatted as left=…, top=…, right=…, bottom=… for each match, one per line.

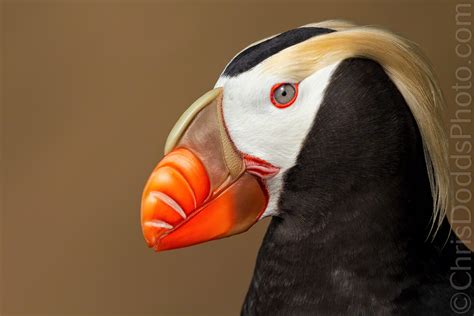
left=242, top=58, right=473, bottom=315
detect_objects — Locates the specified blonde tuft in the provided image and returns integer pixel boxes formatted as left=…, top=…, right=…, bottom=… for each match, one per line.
left=261, top=22, right=450, bottom=233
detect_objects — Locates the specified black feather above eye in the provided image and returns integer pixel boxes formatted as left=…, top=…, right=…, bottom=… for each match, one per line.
left=223, top=27, right=335, bottom=77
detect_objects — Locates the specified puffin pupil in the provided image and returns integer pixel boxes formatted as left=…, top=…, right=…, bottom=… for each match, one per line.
left=274, top=84, right=295, bottom=104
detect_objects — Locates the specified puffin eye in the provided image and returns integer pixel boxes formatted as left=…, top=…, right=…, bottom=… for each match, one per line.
left=270, top=83, right=298, bottom=108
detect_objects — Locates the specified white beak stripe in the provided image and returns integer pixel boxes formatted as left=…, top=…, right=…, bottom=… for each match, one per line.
left=150, top=191, right=187, bottom=219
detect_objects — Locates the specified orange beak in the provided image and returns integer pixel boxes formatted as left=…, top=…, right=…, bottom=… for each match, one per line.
left=141, top=88, right=270, bottom=251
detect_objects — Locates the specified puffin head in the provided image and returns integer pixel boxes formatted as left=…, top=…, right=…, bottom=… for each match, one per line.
left=140, top=21, right=450, bottom=251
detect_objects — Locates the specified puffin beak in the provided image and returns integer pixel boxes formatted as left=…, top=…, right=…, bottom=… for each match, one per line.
left=141, top=88, right=269, bottom=251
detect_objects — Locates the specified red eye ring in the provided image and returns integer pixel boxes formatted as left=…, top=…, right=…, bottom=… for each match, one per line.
left=270, top=82, right=299, bottom=109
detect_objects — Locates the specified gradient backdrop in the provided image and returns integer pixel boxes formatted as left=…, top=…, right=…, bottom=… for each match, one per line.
left=1, top=0, right=473, bottom=315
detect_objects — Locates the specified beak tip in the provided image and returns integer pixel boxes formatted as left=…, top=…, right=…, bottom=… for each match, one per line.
left=141, top=222, right=165, bottom=250
left=143, top=233, right=155, bottom=248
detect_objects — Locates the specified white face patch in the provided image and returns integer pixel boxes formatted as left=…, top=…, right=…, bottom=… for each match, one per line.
left=215, top=62, right=341, bottom=218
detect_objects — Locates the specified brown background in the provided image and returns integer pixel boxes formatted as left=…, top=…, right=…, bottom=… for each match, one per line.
left=1, top=0, right=472, bottom=315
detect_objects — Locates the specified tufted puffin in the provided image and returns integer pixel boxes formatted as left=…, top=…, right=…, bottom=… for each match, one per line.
left=140, top=21, right=473, bottom=315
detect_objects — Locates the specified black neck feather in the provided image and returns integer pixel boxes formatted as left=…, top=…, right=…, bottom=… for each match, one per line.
left=242, top=58, right=472, bottom=315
